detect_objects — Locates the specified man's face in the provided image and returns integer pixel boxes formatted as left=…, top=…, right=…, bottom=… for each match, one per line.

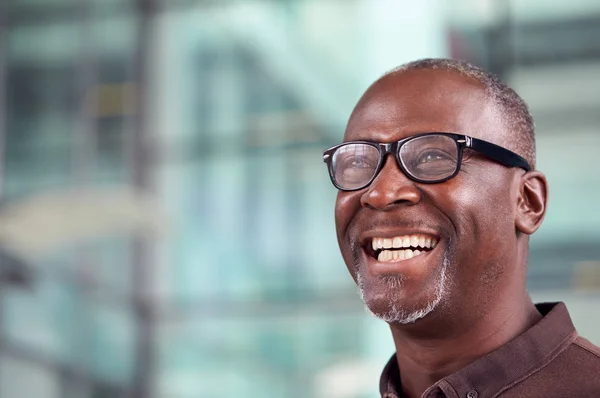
left=335, top=69, right=523, bottom=324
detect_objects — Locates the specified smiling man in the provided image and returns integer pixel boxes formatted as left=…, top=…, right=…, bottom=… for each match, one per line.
left=323, top=58, right=600, bottom=398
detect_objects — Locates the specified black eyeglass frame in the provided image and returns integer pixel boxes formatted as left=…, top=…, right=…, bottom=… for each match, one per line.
left=322, top=132, right=532, bottom=191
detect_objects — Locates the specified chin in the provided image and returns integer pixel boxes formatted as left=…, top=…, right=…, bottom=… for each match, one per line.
left=356, top=259, right=450, bottom=325
left=363, top=293, right=441, bottom=324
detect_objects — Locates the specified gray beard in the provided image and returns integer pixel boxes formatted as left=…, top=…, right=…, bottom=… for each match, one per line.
left=356, top=252, right=450, bottom=324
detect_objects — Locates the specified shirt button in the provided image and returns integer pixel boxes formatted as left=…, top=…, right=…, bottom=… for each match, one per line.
left=466, top=390, right=478, bottom=398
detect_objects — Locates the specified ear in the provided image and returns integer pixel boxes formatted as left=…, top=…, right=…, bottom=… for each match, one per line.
left=515, top=171, right=548, bottom=235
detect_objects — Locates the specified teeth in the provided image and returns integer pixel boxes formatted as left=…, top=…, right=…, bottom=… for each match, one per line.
left=371, top=234, right=439, bottom=262
left=376, top=248, right=427, bottom=262
left=372, top=238, right=386, bottom=250
left=377, top=250, right=394, bottom=261
left=372, top=234, right=438, bottom=249
left=398, top=250, right=405, bottom=260
left=410, top=236, right=419, bottom=247
left=402, top=237, right=410, bottom=247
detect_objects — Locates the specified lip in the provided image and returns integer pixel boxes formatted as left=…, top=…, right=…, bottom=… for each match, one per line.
left=357, top=228, right=443, bottom=277
left=361, top=242, right=441, bottom=277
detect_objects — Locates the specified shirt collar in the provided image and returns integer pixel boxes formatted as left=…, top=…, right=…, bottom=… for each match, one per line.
left=379, top=302, right=578, bottom=398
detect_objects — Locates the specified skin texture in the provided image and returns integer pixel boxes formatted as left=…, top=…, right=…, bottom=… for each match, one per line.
left=334, top=68, right=548, bottom=398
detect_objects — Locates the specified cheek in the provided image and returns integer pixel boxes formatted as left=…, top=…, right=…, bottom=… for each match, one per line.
left=448, top=171, right=518, bottom=267
left=455, top=168, right=516, bottom=227
left=436, top=173, right=518, bottom=296
left=334, top=191, right=363, bottom=274
left=479, top=175, right=517, bottom=230
left=334, top=191, right=361, bottom=239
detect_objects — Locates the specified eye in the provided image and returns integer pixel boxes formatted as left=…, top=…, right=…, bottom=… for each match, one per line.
left=417, top=150, right=454, bottom=164
left=341, top=155, right=376, bottom=169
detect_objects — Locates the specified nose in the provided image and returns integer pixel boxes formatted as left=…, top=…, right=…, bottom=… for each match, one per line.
left=360, top=155, right=422, bottom=210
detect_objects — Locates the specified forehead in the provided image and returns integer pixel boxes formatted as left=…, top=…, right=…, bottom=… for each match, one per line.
left=344, top=69, right=506, bottom=143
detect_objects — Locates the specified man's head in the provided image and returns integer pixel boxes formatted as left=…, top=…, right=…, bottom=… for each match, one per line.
left=328, top=58, right=548, bottom=326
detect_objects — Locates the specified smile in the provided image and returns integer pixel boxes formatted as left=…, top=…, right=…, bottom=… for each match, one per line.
left=369, top=234, right=438, bottom=262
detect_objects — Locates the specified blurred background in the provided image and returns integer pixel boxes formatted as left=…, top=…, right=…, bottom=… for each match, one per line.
left=0, top=0, right=599, bottom=397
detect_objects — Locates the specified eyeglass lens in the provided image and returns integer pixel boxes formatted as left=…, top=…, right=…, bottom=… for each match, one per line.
left=331, top=135, right=459, bottom=189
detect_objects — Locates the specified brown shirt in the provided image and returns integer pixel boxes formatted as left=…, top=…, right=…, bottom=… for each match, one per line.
left=379, top=302, right=600, bottom=398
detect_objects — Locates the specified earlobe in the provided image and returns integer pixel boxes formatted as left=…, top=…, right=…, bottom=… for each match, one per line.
left=515, top=171, right=549, bottom=235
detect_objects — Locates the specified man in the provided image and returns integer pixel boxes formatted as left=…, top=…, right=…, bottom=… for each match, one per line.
left=323, top=58, right=600, bottom=398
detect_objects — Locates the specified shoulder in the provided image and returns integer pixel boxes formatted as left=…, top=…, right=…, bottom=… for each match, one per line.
left=505, top=335, right=600, bottom=396
left=525, top=335, right=600, bottom=394
left=572, top=336, right=600, bottom=359
left=546, top=335, right=600, bottom=376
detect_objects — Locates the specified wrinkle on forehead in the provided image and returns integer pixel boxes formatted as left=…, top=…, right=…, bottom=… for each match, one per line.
left=344, top=69, right=508, bottom=145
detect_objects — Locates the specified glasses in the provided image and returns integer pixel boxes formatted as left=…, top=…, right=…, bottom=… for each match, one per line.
left=323, top=133, right=531, bottom=191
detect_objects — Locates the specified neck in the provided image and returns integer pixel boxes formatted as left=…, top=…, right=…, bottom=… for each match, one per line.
left=389, top=295, right=542, bottom=398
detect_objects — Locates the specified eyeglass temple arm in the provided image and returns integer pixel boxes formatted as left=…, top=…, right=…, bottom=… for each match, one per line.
left=466, top=137, right=532, bottom=171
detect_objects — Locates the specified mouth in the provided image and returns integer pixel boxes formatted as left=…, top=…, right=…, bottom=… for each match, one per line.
left=364, top=234, right=439, bottom=263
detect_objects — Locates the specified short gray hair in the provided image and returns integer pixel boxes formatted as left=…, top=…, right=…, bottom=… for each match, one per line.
left=387, top=58, right=536, bottom=168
